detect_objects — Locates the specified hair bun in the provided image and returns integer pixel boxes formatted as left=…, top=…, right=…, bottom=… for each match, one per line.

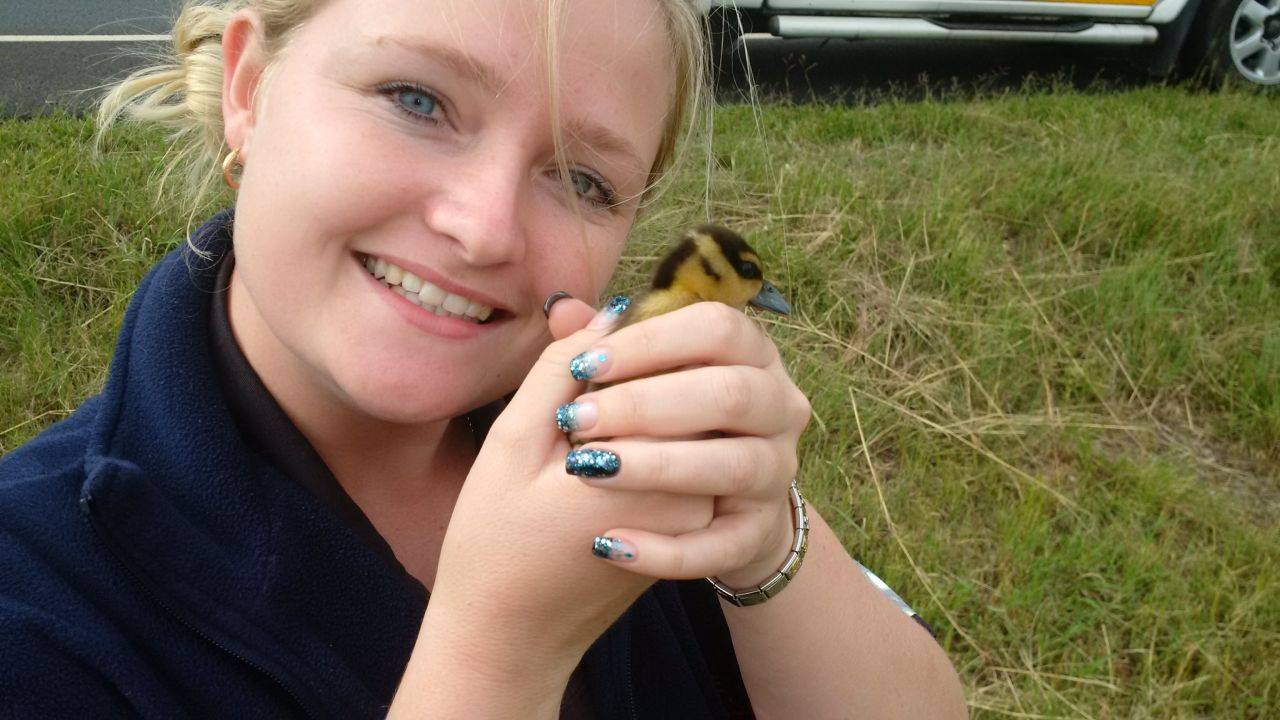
left=171, top=4, right=230, bottom=56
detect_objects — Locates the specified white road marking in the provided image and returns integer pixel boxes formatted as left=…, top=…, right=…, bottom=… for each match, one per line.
left=0, top=35, right=170, bottom=43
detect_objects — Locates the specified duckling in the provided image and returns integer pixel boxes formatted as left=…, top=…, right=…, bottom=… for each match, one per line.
left=559, top=224, right=791, bottom=469
left=615, top=224, right=791, bottom=331
left=570, top=224, right=789, bottom=391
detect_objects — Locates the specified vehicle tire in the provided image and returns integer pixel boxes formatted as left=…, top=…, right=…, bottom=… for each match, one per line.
left=1179, top=0, right=1280, bottom=89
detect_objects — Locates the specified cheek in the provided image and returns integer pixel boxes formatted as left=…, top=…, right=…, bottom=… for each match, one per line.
left=525, top=227, right=627, bottom=303
left=522, top=201, right=636, bottom=303
left=250, top=90, right=425, bottom=237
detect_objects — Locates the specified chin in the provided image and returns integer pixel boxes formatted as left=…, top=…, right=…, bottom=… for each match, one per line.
left=332, top=356, right=488, bottom=424
left=351, top=387, right=476, bottom=426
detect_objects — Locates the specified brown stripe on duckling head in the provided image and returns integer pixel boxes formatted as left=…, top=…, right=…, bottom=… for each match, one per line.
left=652, top=236, right=697, bottom=289
left=697, top=224, right=760, bottom=279
left=699, top=256, right=722, bottom=282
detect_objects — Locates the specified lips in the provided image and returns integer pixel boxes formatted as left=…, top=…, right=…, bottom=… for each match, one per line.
left=355, top=252, right=515, bottom=326
left=357, top=252, right=508, bottom=311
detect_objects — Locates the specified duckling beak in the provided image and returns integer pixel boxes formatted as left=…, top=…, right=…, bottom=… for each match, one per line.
left=748, top=280, right=791, bottom=316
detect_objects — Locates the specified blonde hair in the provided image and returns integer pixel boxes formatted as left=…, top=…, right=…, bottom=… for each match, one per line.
left=93, top=0, right=709, bottom=247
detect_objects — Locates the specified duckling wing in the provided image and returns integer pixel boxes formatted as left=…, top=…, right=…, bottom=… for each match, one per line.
left=615, top=289, right=699, bottom=331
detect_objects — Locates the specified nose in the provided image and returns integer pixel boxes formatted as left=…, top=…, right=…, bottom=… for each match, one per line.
left=422, top=153, right=527, bottom=267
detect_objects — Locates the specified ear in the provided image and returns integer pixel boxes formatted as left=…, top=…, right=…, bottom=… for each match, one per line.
left=221, top=9, right=268, bottom=159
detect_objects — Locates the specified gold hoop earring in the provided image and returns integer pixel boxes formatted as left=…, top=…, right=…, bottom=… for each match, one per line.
left=221, top=148, right=243, bottom=190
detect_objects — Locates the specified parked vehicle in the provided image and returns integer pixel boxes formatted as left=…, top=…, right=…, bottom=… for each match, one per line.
left=703, top=0, right=1279, bottom=88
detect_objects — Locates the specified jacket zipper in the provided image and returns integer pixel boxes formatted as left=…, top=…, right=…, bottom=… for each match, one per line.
left=624, top=615, right=638, bottom=720
left=80, top=493, right=317, bottom=720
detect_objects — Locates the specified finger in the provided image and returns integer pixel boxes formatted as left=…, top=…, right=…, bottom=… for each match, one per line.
left=570, top=301, right=779, bottom=385
left=564, top=437, right=788, bottom=501
left=497, top=294, right=630, bottom=438
left=590, top=510, right=768, bottom=580
left=567, top=365, right=793, bottom=439
left=546, top=297, right=596, bottom=340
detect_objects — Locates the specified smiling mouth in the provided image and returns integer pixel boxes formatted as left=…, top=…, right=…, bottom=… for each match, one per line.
left=357, top=253, right=508, bottom=325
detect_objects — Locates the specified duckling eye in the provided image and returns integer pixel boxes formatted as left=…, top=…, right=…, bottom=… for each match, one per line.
left=738, top=261, right=761, bottom=280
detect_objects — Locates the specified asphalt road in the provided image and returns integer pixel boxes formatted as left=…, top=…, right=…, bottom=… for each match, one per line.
left=1, top=0, right=178, bottom=116
left=1, top=4, right=1160, bottom=118
left=1, top=0, right=174, bottom=34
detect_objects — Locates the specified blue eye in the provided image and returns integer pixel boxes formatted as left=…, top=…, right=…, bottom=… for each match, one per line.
left=569, top=171, right=594, bottom=197
left=564, top=167, right=618, bottom=210
left=397, top=89, right=436, bottom=116
left=377, top=81, right=444, bottom=124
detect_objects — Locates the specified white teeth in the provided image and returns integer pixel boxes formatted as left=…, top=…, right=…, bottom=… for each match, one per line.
left=464, top=301, right=492, bottom=322
left=401, top=272, right=423, bottom=293
left=442, top=293, right=469, bottom=315
left=418, top=281, right=446, bottom=307
left=363, top=254, right=496, bottom=323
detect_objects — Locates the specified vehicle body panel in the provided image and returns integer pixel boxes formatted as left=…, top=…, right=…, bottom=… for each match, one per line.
left=709, top=0, right=1188, bottom=20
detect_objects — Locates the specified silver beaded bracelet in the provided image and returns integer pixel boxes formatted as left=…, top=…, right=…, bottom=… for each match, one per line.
left=706, top=479, right=809, bottom=607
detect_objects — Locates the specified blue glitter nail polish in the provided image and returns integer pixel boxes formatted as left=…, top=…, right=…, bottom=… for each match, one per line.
left=566, top=448, right=620, bottom=478
left=555, top=401, right=596, bottom=433
left=592, top=536, right=637, bottom=561
left=569, top=349, right=609, bottom=381
left=587, top=294, right=631, bottom=330
left=605, top=294, right=631, bottom=315
left=555, top=402, right=579, bottom=433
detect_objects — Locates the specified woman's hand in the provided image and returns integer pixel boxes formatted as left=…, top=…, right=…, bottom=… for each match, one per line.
left=557, top=300, right=812, bottom=590
left=393, top=296, right=810, bottom=718
left=408, top=297, right=722, bottom=674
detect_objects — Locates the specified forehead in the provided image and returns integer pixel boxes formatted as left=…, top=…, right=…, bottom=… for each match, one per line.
left=302, top=0, right=677, bottom=165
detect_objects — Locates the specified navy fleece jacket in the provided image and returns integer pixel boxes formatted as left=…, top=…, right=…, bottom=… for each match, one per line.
left=0, top=209, right=753, bottom=719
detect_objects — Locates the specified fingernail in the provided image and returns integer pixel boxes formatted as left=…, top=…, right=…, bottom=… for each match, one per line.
left=543, top=291, right=572, bottom=318
left=566, top=448, right=620, bottom=478
left=586, top=294, right=631, bottom=330
left=569, top=348, right=610, bottom=381
left=555, top=401, right=598, bottom=433
left=592, top=535, right=637, bottom=562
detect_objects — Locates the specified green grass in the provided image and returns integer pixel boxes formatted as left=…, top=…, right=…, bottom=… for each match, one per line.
left=4, top=81, right=1278, bottom=717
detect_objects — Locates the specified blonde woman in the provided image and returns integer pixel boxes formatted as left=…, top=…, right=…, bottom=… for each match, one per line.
left=0, top=0, right=965, bottom=717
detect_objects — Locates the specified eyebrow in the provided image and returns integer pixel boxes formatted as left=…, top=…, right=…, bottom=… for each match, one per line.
left=372, top=34, right=646, bottom=172
left=376, top=35, right=506, bottom=95
left=563, top=118, right=645, bottom=173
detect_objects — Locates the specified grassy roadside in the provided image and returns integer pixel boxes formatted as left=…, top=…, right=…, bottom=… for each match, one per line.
left=3, top=83, right=1278, bottom=716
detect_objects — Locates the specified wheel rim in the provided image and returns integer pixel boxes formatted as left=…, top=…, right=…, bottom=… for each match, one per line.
left=1230, top=0, right=1280, bottom=84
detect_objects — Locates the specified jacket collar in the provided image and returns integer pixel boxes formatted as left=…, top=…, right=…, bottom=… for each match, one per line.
left=206, top=235, right=431, bottom=602
left=78, top=208, right=428, bottom=717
